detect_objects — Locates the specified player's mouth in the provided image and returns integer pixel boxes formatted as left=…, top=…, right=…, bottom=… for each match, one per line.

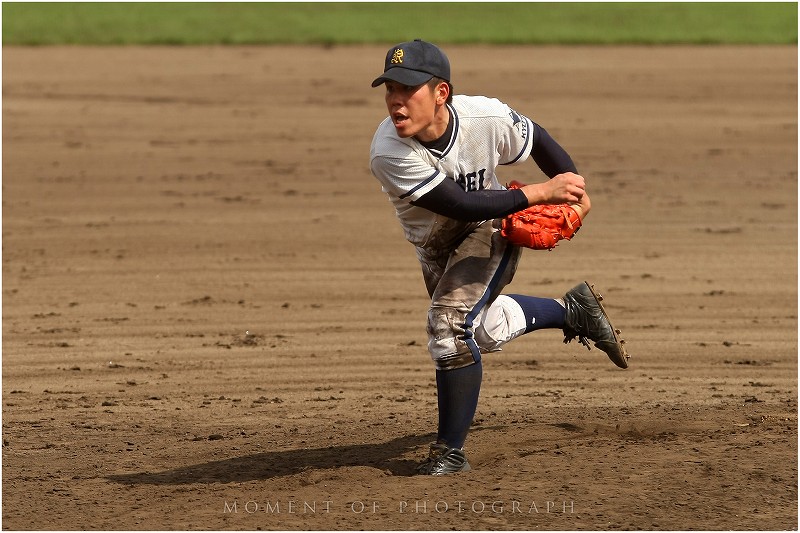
left=392, top=112, right=409, bottom=127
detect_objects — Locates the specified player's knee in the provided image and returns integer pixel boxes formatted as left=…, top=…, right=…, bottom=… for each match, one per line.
left=426, top=306, right=474, bottom=368
left=474, top=295, right=527, bottom=349
left=426, top=306, right=461, bottom=352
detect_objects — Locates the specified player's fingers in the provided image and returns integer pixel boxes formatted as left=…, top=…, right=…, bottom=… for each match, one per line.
left=567, top=183, right=585, bottom=201
left=554, top=174, right=585, bottom=198
left=570, top=174, right=586, bottom=189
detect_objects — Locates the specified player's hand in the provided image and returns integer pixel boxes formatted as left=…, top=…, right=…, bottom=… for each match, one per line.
left=545, top=172, right=585, bottom=203
left=519, top=172, right=586, bottom=206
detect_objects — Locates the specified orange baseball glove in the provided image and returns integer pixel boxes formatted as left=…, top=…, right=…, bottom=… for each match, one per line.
left=500, top=181, right=583, bottom=250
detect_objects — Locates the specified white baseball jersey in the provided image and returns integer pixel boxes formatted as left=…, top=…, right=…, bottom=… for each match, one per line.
left=370, top=94, right=534, bottom=250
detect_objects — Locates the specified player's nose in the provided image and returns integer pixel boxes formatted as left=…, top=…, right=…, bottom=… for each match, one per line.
left=386, top=94, right=403, bottom=108
left=385, top=89, right=404, bottom=106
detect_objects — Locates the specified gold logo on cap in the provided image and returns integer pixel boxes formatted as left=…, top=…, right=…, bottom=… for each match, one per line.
left=391, top=48, right=404, bottom=64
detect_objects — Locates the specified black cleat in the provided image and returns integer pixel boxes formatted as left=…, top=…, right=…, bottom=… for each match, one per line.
left=562, top=281, right=630, bottom=369
left=415, top=443, right=471, bottom=475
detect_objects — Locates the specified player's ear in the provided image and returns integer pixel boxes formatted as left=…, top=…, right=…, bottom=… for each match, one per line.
left=435, top=81, right=449, bottom=105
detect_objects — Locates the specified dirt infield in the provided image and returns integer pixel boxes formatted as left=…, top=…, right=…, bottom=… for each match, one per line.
left=3, top=45, right=797, bottom=530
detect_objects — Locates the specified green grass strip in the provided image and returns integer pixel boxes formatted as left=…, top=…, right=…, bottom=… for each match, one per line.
left=3, top=2, right=797, bottom=45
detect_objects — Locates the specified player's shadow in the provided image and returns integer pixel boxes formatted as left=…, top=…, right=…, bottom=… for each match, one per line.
left=107, top=432, right=435, bottom=485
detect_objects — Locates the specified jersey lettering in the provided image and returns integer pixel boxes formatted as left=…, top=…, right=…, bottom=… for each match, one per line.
left=510, top=109, right=528, bottom=140
left=455, top=168, right=487, bottom=192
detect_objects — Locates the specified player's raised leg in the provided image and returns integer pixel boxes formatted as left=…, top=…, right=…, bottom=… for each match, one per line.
left=475, top=282, right=629, bottom=368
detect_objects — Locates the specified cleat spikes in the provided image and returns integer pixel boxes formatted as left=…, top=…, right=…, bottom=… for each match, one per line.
left=562, top=281, right=629, bottom=369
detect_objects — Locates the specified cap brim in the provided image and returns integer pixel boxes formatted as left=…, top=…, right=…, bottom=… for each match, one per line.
left=371, top=67, right=435, bottom=88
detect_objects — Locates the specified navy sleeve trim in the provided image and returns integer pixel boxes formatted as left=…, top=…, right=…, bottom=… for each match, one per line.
left=504, top=115, right=531, bottom=166
left=398, top=169, right=441, bottom=200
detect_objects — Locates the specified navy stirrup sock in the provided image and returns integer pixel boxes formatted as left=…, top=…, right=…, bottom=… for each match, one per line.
left=435, top=361, right=482, bottom=449
left=507, top=294, right=566, bottom=333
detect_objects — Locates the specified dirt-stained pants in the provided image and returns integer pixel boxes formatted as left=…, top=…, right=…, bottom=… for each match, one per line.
left=418, top=220, right=528, bottom=370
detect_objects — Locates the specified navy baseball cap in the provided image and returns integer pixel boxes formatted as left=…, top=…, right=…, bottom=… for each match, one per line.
left=371, top=39, right=451, bottom=88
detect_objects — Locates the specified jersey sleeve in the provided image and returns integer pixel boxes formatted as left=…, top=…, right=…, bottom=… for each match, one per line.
left=370, top=154, right=447, bottom=203
left=497, top=105, right=535, bottom=166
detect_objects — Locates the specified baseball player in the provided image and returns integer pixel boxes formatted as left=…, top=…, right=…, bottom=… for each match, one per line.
left=369, top=40, right=629, bottom=475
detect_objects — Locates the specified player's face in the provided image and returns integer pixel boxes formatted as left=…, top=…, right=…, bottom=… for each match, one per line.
left=384, top=80, right=443, bottom=140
